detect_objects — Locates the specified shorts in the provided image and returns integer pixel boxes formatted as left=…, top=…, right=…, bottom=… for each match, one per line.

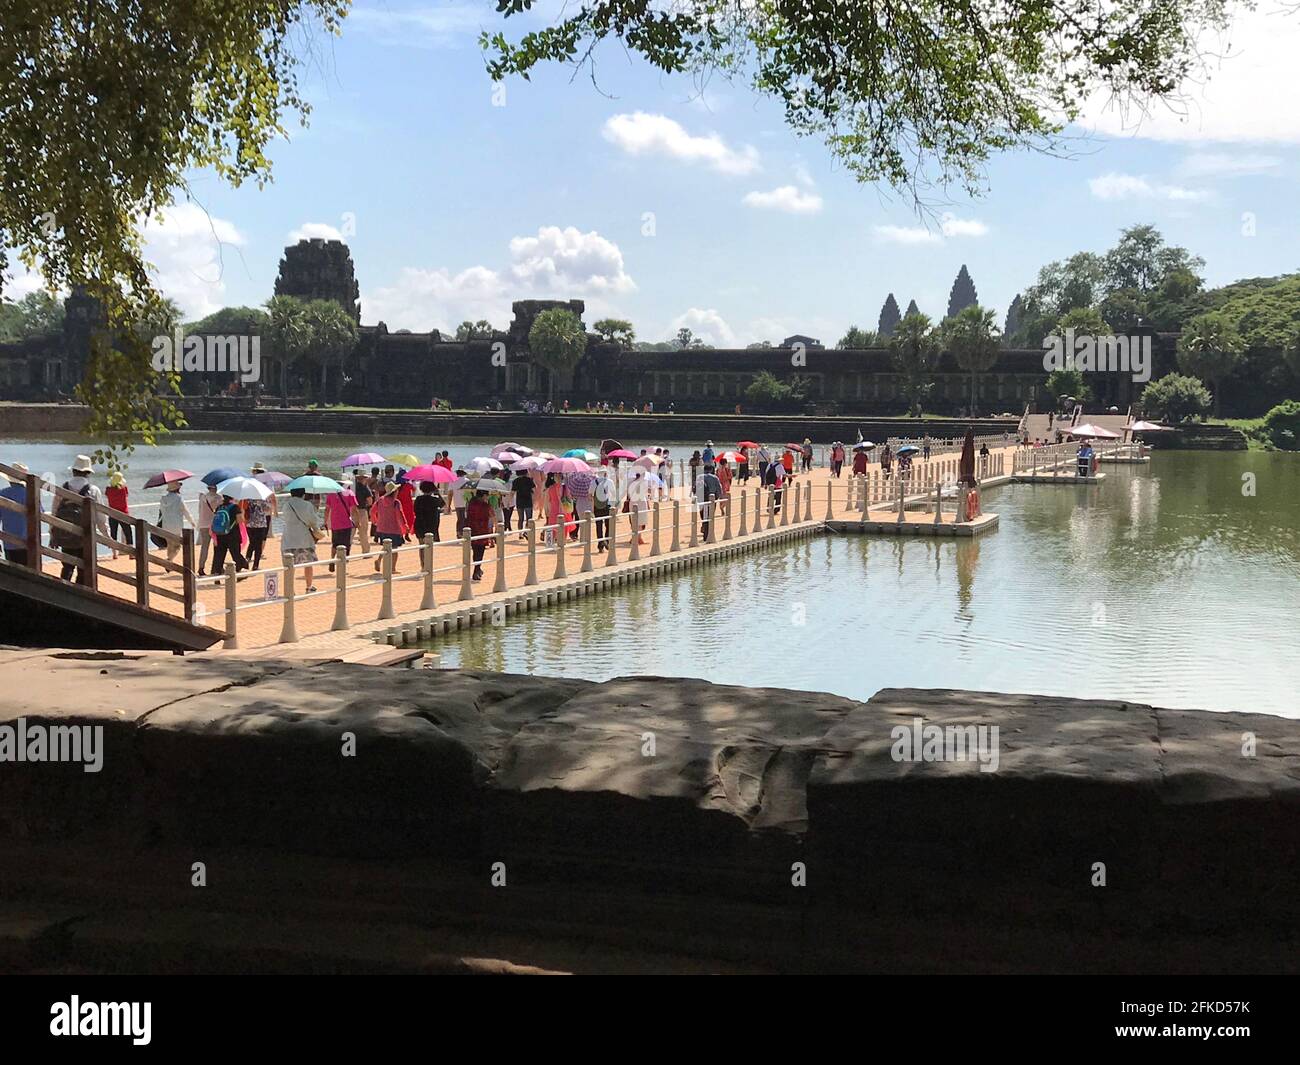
left=376, top=532, right=403, bottom=548
left=282, top=547, right=317, bottom=566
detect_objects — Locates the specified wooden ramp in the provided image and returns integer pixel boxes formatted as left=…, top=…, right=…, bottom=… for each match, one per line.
left=0, top=559, right=223, bottom=652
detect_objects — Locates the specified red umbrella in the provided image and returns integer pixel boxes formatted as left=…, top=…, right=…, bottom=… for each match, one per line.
left=737, top=440, right=761, bottom=449
left=606, top=449, right=639, bottom=460
left=716, top=450, right=746, bottom=463
left=142, top=469, right=193, bottom=488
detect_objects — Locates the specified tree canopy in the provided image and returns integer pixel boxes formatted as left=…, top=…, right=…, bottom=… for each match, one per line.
left=529, top=307, right=588, bottom=400
left=0, top=0, right=349, bottom=459
left=483, top=0, right=1232, bottom=199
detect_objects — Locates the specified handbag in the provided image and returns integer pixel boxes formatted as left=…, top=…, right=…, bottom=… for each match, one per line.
left=288, top=500, right=324, bottom=543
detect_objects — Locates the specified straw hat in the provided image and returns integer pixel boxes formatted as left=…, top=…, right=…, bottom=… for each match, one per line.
left=383, top=481, right=399, bottom=495
left=250, top=462, right=266, bottom=473
left=8, top=461, right=28, bottom=475
left=69, top=454, right=93, bottom=473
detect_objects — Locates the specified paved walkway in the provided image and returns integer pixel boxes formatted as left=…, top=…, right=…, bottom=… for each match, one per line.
left=38, top=445, right=1024, bottom=654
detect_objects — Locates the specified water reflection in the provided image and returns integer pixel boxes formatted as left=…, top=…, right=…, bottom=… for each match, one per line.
left=435, top=453, right=1300, bottom=718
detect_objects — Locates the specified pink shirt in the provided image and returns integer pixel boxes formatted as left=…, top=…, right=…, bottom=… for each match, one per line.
left=325, top=491, right=357, bottom=531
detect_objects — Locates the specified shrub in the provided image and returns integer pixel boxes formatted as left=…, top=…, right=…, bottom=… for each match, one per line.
left=1139, top=373, right=1212, bottom=423
left=1261, top=399, right=1300, bottom=451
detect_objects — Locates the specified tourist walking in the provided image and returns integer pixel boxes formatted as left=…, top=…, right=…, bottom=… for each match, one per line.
left=155, top=479, right=193, bottom=567
left=764, top=458, right=785, bottom=514
left=689, top=450, right=702, bottom=491
left=353, top=471, right=373, bottom=553
left=701, top=440, right=715, bottom=465
left=593, top=469, right=613, bottom=551
left=756, top=444, right=771, bottom=483
left=279, top=486, right=321, bottom=589
left=695, top=462, right=723, bottom=540
left=465, top=490, right=494, bottom=581
left=105, top=473, right=132, bottom=556
left=802, top=438, right=813, bottom=472
left=196, top=482, right=220, bottom=574
left=512, top=470, right=535, bottom=539
left=209, top=492, right=247, bottom=575
left=881, top=445, right=893, bottom=477
left=324, top=482, right=358, bottom=570
left=0, top=463, right=29, bottom=565
left=543, top=474, right=563, bottom=548
left=500, top=478, right=516, bottom=532
left=738, top=447, right=750, bottom=483
left=51, top=456, right=108, bottom=583
left=243, top=492, right=272, bottom=570
left=370, top=482, right=410, bottom=572
left=451, top=470, right=469, bottom=534
left=414, top=481, right=443, bottom=565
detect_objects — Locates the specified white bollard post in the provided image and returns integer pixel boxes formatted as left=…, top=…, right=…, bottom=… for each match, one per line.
left=279, top=560, right=300, bottom=643
left=524, top=518, right=539, bottom=585
left=420, top=534, right=436, bottom=610
left=689, top=499, right=699, bottom=547
left=378, top=543, right=395, bottom=619
left=605, top=507, right=620, bottom=566
left=458, top=530, right=473, bottom=601
left=223, top=563, right=239, bottom=649
left=671, top=499, right=681, bottom=551
left=332, top=546, right=350, bottom=630
left=650, top=501, right=662, bottom=557
left=738, top=489, right=748, bottom=537
left=553, top=523, right=568, bottom=578
left=494, top=529, right=509, bottom=592
left=580, top=513, right=594, bottom=572
left=723, top=492, right=733, bottom=539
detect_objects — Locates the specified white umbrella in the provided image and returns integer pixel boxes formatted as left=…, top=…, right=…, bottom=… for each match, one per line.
left=509, top=456, right=547, bottom=472
left=490, top=442, right=531, bottom=458
left=214, top=475, right=273, bottom=501
left=633, top=454, right=664, bottom=469
left=467, top=456, right=504, bottom=475
left=464, top=478, right=510, bottom=493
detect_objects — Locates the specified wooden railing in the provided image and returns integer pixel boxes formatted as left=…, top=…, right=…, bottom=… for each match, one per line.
left=0, top=461, right=198, bottom=621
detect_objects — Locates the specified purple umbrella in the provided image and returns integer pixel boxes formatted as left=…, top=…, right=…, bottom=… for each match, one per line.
left=253, top=470, right=292, bottom=488
left=341, top=451, right=385, bottom=468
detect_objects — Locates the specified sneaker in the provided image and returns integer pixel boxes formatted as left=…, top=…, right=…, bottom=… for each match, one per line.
left=306, top=585, right=318, bottom=593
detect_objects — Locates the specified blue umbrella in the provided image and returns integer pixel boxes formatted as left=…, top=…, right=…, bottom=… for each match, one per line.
left=202, top=466, right=242, bottom=486
left=896, top=444, right=921, bottom=455
left=285, top=474, right=346, bottom=494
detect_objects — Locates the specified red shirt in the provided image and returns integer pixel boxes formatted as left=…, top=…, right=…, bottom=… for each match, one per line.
left=466, top=497, right=494, bottom=537
left=106, top=485, right=129, bottom=513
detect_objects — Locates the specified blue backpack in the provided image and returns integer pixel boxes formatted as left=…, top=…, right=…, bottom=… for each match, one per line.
left=211, top=503, right=235, bottom=536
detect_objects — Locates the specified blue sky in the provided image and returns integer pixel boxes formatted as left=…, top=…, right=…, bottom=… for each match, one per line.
left=49, top=1, right=1300, bottom=345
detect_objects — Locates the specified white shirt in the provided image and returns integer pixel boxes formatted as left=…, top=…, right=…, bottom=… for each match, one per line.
left=198, top=491, right=219, bottom=530
left=158, top=490, right=190, bottom=533
left=280, top=496, right=320, bottom=550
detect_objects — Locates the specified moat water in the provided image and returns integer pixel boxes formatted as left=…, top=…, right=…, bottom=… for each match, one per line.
left=4, top=435, right=1297, bottom=716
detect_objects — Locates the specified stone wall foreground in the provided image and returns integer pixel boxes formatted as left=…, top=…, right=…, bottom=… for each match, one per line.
left=0, top=648, right=1295, bottom=974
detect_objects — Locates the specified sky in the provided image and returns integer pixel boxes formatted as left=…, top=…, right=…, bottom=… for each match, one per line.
left=12, top=1, right=1300, bottom=346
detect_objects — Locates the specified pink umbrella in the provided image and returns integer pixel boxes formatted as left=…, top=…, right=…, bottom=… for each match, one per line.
left=142, top=469, right=194, bottom=488
left=540, top=457, right=592, bottom=475
left=605, top=449, right=639, bottom=460
left=1067, top=423, right=1121, bottom=439
left=405, top=464, right=457, bottom=483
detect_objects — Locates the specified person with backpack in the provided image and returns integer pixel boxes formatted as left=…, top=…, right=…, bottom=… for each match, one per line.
left=53, top=456, right=108, bottom=583
left=209, top=492, right=247, bottom=574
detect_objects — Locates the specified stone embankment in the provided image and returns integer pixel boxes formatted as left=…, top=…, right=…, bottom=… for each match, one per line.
left=0, top=649, right=1294, bottom=973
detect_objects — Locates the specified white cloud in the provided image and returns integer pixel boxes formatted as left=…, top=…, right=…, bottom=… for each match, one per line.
left=289, top=222, right=344, bottom=242
left=364, top=265, right=509, bottom=334
left=347, top=4, right=488, bottom=48
left=794, top=162, right=815, bottom=188
left=1, top=263, right=49, bottom=300
left=1081, top=10, right=1300, bottom=143
left=602, top=112, right=760, bottom=175
left=1088, top=172, right=1210, bottom=202
left=670, top=307, right=737, bottom=347
left=363, top=225, right=634, bottom=332
left=873, top=224, right=943, bottom=246
left=940, top=214, right=989, bottom=237
left=508, top=225, right=635, bottom=295
left=742, top=185, right=823, bottom=214
left=1176, top=152, right=1281, bottom=178
left=141, top=202, right=245, bottom=319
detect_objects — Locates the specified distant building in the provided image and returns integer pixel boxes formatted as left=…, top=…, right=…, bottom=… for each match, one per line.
left=781, top=335, right=824, bottom=349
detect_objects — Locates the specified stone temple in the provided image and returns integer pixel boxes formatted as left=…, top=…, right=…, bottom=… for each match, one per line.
left=0, top=239, right=1165, bottom=412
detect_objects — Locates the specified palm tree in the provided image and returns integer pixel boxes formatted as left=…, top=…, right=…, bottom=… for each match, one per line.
left=889, top=311, right=939, bottom=417
left=265, top=295, right=311, bottom=407
left=1177, top=312, right=1243, bottom=418
left=944, top=304, right=1001, bottom=415
left=303, top=299, right=358, bottom=405
left=529, top=308, right=587, bottom=403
